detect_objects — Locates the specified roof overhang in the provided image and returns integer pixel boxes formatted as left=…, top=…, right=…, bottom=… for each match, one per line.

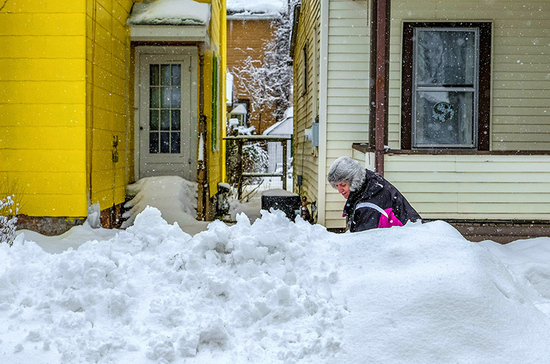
left=130, top=25, right=210, bottom=46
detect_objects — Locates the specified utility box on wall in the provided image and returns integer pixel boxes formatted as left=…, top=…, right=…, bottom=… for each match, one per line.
left=304, top=122, right=319, bottom=147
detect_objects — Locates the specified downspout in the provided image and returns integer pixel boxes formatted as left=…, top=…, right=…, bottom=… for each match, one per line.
left=197, top=43, right=208, bottom=220
left=370, top=0, right=390, bottom=176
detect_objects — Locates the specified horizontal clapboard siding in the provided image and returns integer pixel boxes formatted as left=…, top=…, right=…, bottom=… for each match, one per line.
left=323, top=0, right=550, bottom=229
left=293, top=0, right=321, bottom=202
left=324, top=0, right=370, bottom=229
left=385, top=154, right=550, bottom=220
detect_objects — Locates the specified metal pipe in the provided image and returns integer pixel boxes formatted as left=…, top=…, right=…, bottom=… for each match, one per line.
left=371, top=0, right=390, bottom=176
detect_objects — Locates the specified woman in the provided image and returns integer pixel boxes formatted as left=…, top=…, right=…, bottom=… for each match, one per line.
left=328, top=156, right=421, bottom=232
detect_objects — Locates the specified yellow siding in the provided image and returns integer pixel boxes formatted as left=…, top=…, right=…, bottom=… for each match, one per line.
left=0, top=0, right=87, bottom=216
left=293, top=0, right=321, bottom=207
left=205, top=0, right=227, bottom=197
left=86, top=0, right=134, bottom=212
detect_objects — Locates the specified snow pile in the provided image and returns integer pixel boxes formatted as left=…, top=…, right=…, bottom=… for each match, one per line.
left=127, top=0, right=210, bottom=26
left=122, top=176, right=209, bottom=235
left=3, top=210, right=550, bottom=363
left=338, top=221, right=550, bottom=363
left=227, top=0, right=285, bottom=17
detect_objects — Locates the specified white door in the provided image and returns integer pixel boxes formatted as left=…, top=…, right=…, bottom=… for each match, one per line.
left=137, top=47, right=197, bottom=181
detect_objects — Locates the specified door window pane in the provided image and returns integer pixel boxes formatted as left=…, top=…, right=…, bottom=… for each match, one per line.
left=161, top=132, right=170, bottom=153
left=150, top=65, right=160, bottom=86
left=171, top=132, right=181, bottom=154
left=171, top=64, right=181, bottom=85
left=150, top=110, right=159, bottom=130
left=171, top=110, right=181, bottom=130
left=171, top=87, right=181, bottom=108
left=161, top=110, right=170, bottom=130
left=150, top=87, right=160, bottom=108
left=161, top=64, right=171, bottom=85
left=149, top=132, right=159, bottom=153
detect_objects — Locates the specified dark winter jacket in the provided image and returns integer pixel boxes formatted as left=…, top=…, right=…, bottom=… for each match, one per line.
left=343, top=169, right=421, bottom=232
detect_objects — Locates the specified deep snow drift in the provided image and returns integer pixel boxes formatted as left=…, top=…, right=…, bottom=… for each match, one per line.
left=2, top=208, right=550, bottom=363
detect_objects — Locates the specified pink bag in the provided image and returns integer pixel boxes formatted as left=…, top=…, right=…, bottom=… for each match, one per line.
left=378, top=208, right=403, bottom=228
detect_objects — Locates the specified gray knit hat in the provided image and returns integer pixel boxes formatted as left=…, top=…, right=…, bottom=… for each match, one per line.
left=327, top=156, right=366, bottom=192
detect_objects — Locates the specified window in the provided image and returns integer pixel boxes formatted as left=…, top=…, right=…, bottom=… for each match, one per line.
left=149, top=63, right=182, bottom=154
left=401, top=22, right=491, bottom=150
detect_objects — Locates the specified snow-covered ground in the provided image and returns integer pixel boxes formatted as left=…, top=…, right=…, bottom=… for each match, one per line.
left=3, top=176, right=550, bottom=363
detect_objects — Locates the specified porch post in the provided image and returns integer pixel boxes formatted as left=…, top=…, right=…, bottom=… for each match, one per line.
left=369, top=0, right=390, bottom=176
left=197, top=43, right=208, bottom=220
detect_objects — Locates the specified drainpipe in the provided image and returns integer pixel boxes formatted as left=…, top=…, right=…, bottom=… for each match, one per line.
left=197, top=43, right=208, bottom=220
left=370, top=0, right=390, bottom=176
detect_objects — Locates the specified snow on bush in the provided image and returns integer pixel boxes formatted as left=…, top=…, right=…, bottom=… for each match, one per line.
left=0, top=194, right=18, bottom=246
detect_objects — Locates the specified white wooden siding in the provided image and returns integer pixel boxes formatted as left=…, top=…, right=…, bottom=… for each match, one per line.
left=322, top=0, right=550, bottom=229
left=385, top=154, right=550, bottom=220
left=323, top=0, right=370, bottom=228
left=390, top=0, right=550, bottom=151
left=293, top=0, right=321, bottom=203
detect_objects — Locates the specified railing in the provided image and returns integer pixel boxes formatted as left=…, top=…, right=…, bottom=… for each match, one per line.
left=224, top=135, right=292, bottom=199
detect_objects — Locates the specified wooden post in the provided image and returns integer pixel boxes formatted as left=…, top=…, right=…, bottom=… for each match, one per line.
left=237, top=140, right=243, bottom=200
left=370, top=0, right=391, bottom=176
left=282, top=140, right=287, bottom=191
left=197, top=43, right=207, bottom=220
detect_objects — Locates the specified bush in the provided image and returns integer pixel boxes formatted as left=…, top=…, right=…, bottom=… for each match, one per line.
left=0, top=194, right=18, bottom=246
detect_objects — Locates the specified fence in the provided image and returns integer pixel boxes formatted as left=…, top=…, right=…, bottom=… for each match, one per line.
left=224, top=135, right=292, bottom=199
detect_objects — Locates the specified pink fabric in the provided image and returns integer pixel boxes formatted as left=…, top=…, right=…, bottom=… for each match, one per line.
left=378, top=208, right=403, bottom=228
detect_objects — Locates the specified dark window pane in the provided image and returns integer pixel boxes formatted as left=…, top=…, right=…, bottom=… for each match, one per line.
left=171, top=132, right=181, bottom=153
left=149, top=132, right=159, bottom=153
left=161, top=87, right=171, bottom=108
left=171, top=87, right=181, bottom=108
left=414, top=91, right=474, bottom=147
left=171, top=110, right=181, bottom=130
left=416, top=30, right=475, bottom=86
left=150, top=87, right=160, bottom=108
left=161, top=64, right=171, bottom=85
left=150, top=109, right=159, bottom=130
left=171, top=64, right=181, bottom=85
left=160, top=132, right=170, bottom=153
left=150, top=65, right=159, bottom=86
left=161, top=110, right=170, bottom=130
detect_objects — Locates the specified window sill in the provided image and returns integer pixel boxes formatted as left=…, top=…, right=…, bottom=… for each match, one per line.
left=351, top=144, right=550, bottom=156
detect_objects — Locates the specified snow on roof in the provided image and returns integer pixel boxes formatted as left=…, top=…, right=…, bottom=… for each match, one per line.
left=127, top=0, right=210, bottom=26
left=263, top=107, right=293, bottom=135
left=227, top=0, right=285, bottom=19
left=230, top=103, right=247, bottom=115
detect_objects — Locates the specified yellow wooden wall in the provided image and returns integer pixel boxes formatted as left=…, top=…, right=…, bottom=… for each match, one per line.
left=86, top=0, right=134, bottom=212
left=292, top=0, right=321, bottom=204
left=0, top=0, right=88, bottom=216
left=199, top=0, right=227, bottom=197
